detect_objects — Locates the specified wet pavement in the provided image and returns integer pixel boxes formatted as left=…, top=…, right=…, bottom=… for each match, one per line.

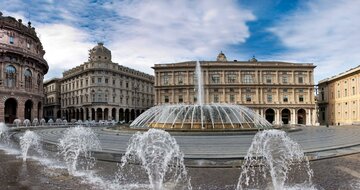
left=0, top=148, right=359, bottom=190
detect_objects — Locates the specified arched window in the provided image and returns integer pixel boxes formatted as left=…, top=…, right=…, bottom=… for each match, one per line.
left=24, top=69, right=32, bottom=89
left=37, top=74, right=41, bottom=86
left=5, top=65, right=16, bottom=88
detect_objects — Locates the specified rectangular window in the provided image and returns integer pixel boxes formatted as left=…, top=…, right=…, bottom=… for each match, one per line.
left=113, top=79, right=115, bottom=85
left=227, top=74, right=236, bottom=83
left=267, top=94, right=272, bottom=102
left=246, top=94, right=251, bottom=102
left=214, top=95, right=219, bottom=103
left=163, top=75, right=169, bottom=85
left=298, top=77, right=303, bottom=84
left=283, top=95, right=288, bottom=102
left=299, top=95, right=304, bottom=102
left=353, top=87, right=355, bottom=95
left=283, top=88, right=288, bottom=92
left=282, top=76, right=288, bottom=84
left=9, top=36, right=14, bottom=44
left=178, top=75, right=183, bottom=84
left=345, top=89, right=348, bottom=96
left=230, top=94, right=235, bottom=103
left=244, top=75, right=253, bottom=83
left=98, top=78, right=102, bottom=83
left=178, top=95, right=183, bottom=103
left=211, top=75, right=220, bottom=84
left=164, top=95, right=169, bottom=103
left=105, top=78, right=108, bottom=84
left=266, top=76, right=272, bottom=83
left=338, top=90, right=340, bottom=98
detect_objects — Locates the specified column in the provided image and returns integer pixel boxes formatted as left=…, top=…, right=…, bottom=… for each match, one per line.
left=94, top=109, right=97, bottom=121
left=306, top=109, right=311, bottom=125
left=291, top=108, right=296, bottom=125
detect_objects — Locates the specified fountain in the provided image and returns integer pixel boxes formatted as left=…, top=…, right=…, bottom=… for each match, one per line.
left=23, top=119, right=31, bottom=127
left=130, top=61, right=272, bottom=130
left=20, top=130, right=45, bottom=161
left=40, top=118, right=46, bottom=126
left=236, top=129, right=314, bottom=190
left=13, top=119, right=21, bottom=127
left=62, top=119, right=68, bottom=126
left=0, top=122, right=9, bottom=144
left=120, top=128, right=192, bottom=190
left=56, top=118, right=63, bottom=125
left=58, top=126, right=101, bottom=175
left=48, top=119, right=54, bottom=126
left=32, top=118, right=39, bottom=127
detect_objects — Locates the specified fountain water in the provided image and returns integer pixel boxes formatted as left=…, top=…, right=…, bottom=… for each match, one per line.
left=58, top=126, right=101, bottom=175
left=32, top=118, right=39, bottom=127
left=130, top=61, right=271, bottom=130
left=120, top=128, right=192, bottom=190
left=62, top=119, right=68, bottom=126
left=20, top=130, right=45, bottom=161
left=48, top=119, right=54, bottom=126
left=0, top=122, right=9, bottom=144
left=236, top=129, right=314, bottom=190
left=23, top=119, right=31, bottom=127
left=40, top=118, right=46, bottom=126
left=56, top=118, right=63, bottom=125
left=13, top=119, right=21, bottom=127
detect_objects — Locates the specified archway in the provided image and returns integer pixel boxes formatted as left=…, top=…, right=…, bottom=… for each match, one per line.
left=96, top=108, right=103, bottom=121
left=91, top=108, right=95, bottom=121
left=125, top=109, right=130, bottom=123
left=136, top=110, right=141, bottom=117
left=80, top=108, right=84, bottom=121
left=104, top=108, right=109, bottom=120
left=119, top=108, right=124, bottom=122
left=4, top=98, right=17, bottom=123
left=111, top=108, right=116, bottom=121
left=297, top=109, right=306, bottom=125
left=57, top=110, right=61, bottom=119
left=37, top=102, right=42, bottom=120
left=130, top=109, right=135, bottom=121
left=281, top=109, right=290, bottom=125
left=24, top=100, right=33, bottom=120
left=265, top=108, right=275, bottom=124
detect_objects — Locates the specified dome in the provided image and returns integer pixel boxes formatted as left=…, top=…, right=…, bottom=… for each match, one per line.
left=216, top=51, right=227, bottom=62
left=89, top=42, right=112, bottom=62
left=249, top=55, right=258, bottom=62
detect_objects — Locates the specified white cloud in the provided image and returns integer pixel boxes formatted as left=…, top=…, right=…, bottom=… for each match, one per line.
left=268, top=0, right=360, bottom=83
left=104, top=0, right=255, bottom=74
left=36, top=24, right=93, bottom=80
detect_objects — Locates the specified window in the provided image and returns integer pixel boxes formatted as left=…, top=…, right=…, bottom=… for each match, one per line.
left=164, top=95, right=169, bottom=103
left=266, top=76, right=272, bottom=83
left=338, top=90, right=340, bottom=98
left=113, top=79, right=115, bottom=85
left=178, top=95, right=183, bottom=103
left=283, top=88, right=288, bottom=92
left=282, top=76, right=288, bottom=84
left=163, top=74, right=169, bottom=85
left=353, top=87, right=355, bottom=95
left=5, top=65, right=16, bottom=88
left=98, top=78, right=102, bottom=83
left=246, top=94, right=251, bottom=102
left=211, top=74, right=220, bottom=84
left=27, top=42, right=31, bottom=49
left=91, top=78, right=95, bottom=84
left=345, top=89, right=348, bottom=96
left=227, top=73, right=236, bottom=83
left=214, top=95, right=219, bottom=103
left=9, top=36, right=14, bottom=44
left=105, top=78, right=109, bottom=84
left=244, top=75, right=253, bottom=83
left=24, top=69, right=32, bottom=89
left=298, top=77, right=303, bottom=84
left=267, top=94, right=272, bottom=102
left=283, top=95, right=288, bottom=102
left=230, top=94, right=235, bottom=103
left=177, top=73, right=183, bottom=84
left=299, top=95, right=304, bottom=102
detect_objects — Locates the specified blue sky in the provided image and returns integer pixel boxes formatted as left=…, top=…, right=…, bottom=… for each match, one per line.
left=1, top=0, right=359, bottom=83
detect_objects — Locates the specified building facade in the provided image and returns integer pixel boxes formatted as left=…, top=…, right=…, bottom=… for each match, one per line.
left=0, top=12, right=48, bottom=123
left=318, top=66, right=360, bottom=125
left=153, top=52, right=317, bottom=125
left=46, top=43, right=154, bottom=122
left=43, top=78, right=61, bottom=120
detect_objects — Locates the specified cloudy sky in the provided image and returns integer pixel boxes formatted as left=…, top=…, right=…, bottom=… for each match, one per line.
left=1, top=0, right=359, bottom=83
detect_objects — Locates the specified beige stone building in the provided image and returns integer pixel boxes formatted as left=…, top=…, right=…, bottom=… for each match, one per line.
left=0, top=12, right=48, bottom=123
left=43, top=78, right=61, bottom=120
left=318, top=66, right=360, bottom=125
left=153, top=52, right=317, bottom=125
left=55, top=43, right=154, bottom=122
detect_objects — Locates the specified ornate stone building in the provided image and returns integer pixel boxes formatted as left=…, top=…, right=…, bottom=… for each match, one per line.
left=43, top=78, right=61, bottom=120
left=0, top=12, right=48, bottom=123
left=56, top=43, right=154, bottom=122
left=153, top=52, right=317, bottom=125
left=318, top=66, right=360, bottom=125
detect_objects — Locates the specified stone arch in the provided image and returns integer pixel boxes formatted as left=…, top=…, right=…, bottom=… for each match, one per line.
left=125, top=109, right=130, bottom=123
left=297, top=109, right=306, bottom=125
left=96, top=108, right=103, bottom=121
left=265, top=108, right=275, bottom=124
left=136, top=110, right=141, bottom=117
left=281, top=108, right=291, bottom=125
left=111, top=108, right=116, bottom=121
left=119, top=108, right=124, bottom=122
left=104, top=108, right=109, bottom=120
left=80, top=108, right=84, bottom=121
left=4, top=98, right=17, bottom=123
left=37, top=101, right=42, bottom=120
left=91, top=108, right=96, bottom=121
left=24, top=99, right=33, bottom=120
left=130, top=109, right=135, bottom=121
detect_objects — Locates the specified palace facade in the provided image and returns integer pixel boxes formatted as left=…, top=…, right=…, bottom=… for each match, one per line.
left=153, top=52, right=317, bottom=125
left=318, top=66, right=360, bottom=125
left=0, top=12, right=48, bottom=123
left=44, top=43, right=155, bottom=122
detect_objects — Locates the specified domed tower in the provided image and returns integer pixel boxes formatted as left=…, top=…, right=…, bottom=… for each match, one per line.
left=216, top=51, right=227, bottom=62
left=88, top=42, right=112, bottom=62
left=0, top=12, right=49, bottom=123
